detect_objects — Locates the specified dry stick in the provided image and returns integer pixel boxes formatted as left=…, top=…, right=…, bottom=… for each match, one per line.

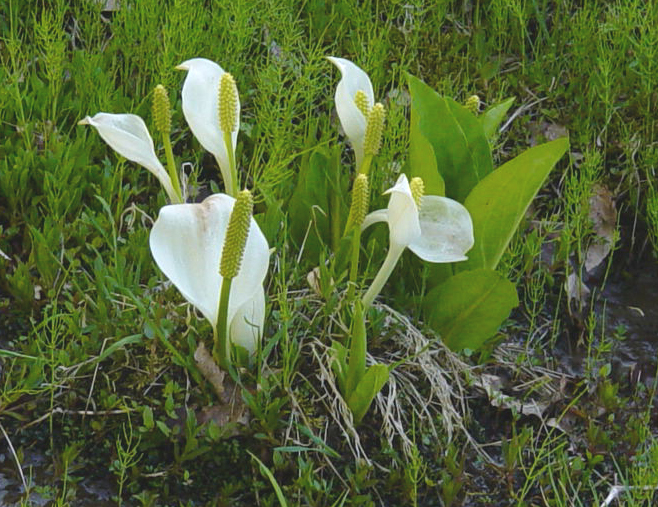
left=0, top=422, right=27, bottom=491
left=23, top=408, right=132, bottom=430
left=599, top=485, right=658, bottom=507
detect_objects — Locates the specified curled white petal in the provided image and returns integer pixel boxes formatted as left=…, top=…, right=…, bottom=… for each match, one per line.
left=230, top=285, right=265, bottom=355
left=384, top=174, right=422, bottom=249
left=327, top=56, right=374, bottom=167
left=362, top=209, right=388, bottom=231
left=80, top=113, right=176, bottom=201
left=148, top=194, right=269, bottom=337
left=408, top=195, right=475, bottom=263
left=177, top=58, right=240, bottom=179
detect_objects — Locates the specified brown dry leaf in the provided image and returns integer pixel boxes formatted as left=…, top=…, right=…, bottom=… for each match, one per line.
left=194, top=342, right=226, bottom=400
left=528, top=121, right=569, bottom=146
left=306, top=267, right=322, bottom=296
left=542, top=123, right=569, bottom=141
left=306, top=266, right=334, bottom=296
left=197, top=402, right=250, bottom=431
left=474, top=374, right=550, bottom=419
left=193, top=342, right=250, bottom=432
left=94, top=0, right=120, bottom=11
left=585, top=184, right=617, bottom=272
left=565, top=272, right=591, bottom=305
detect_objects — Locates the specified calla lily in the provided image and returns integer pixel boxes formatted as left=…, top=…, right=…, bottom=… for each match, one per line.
left=149, top=193, right=269, bottom=354
left=176, top=58, right=240, bottom=196
left=230, top=286, right=266, bottom=354
left=362, top=174, right=474, bottom=308
left=79, top=113, right=179, bottom=203
left=327, top=56, right=375, bottom=169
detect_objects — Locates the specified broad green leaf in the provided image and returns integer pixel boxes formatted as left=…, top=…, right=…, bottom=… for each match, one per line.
left=480, top=97, right=515, bottom=143
left=345, top=301, right=366, bottom=395
left=424, top=269, right=518, bottom=352
left=288, top=147, right=347, bottom=260
left=347, top=364, right=389, bottom=423
left=331, top=341, right=348, bottom=395
left=408, top=96, right=444, bottom=196
left=407, top=74, right=493, bottom=202
left=461, top=138, right=569, bottom=271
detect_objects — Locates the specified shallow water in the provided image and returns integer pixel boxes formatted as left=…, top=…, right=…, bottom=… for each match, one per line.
left=0, top=449, right=116, bottom=507
left=600, top=266, right=658, bottom=384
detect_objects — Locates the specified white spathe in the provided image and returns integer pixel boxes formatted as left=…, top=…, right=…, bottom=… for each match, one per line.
left=176, top=58, right=240, bottom=189
left=79, top=113, right=177, bottom=202
left=230, top=285, right=266, bottom=355
left=149, top=193, right=269, bottom=353
left=327, top=56, right=375, bottom=168
left=365, top=174, right=474, bottom=263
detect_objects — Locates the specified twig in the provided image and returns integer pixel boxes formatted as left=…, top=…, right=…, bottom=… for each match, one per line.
left=22, top=407, right=132, bottom=429
left=0, top=421, right=28, bottom=491
left=499, top=97, right=548, bottom=134
left=599, top=484, right=658, bottom=506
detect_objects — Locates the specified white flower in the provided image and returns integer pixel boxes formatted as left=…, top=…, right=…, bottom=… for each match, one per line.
left=149, top=193, right=269, bottom=353
left=383, top=174, right=474, bottom=262
left=176, top=58, right=240, bottom=195
left=362, top=174, right=474, bottom=307
left=327, top=57, right=375, bottom=169
left=79, top=113, right=179, bottom=203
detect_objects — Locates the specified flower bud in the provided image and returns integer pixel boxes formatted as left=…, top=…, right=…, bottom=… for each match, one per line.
left=410, top=177, right=424, bottom=208
left=465, top=94, right=480, bottom=115
left=152, top=84, right=172, bottom=135
left=364, top=103, right=385, bottom=156
left=220, top=189, right=253, bottom=279
left=218, top=73, right=238, bottom=134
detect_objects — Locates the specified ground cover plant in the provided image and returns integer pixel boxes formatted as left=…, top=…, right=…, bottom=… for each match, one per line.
left=1, top=0, right=657, bottom=506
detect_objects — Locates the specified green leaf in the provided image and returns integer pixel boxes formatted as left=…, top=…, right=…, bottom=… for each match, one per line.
left=331, top=341, right=348, bottom=395
left=288, top=147, right=347, bottom=261
left=407, top=73, right=493, bottom=202
left=424, top=269, right=519, bottom=352
left=142, top=406, right=154, bottom=430
left=480, top=97, right=515, bottom=143
left=461, top=138, right=569, bottom=271
left=248, top=451, right=289, bottom=507
left=345, top=301, right=366, bottom=395
left=156, top=420, right=171, bottom=437
left=347, top=364, right=389, bottom=423
left=408, top=97, right=444, bottom=196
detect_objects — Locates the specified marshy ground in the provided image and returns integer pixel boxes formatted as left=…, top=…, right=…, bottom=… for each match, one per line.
left=1, top=0, right=657, bottom=505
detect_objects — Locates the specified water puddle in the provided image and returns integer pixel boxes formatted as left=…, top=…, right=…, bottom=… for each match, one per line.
left=600, top=265, right=658, bottom=383
left=0, top=449, right=116, bottom=507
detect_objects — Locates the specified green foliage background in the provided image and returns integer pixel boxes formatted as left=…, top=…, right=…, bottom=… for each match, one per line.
left=1, top=0, right=657, bottom=505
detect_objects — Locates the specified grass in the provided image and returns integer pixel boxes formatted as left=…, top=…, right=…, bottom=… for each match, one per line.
left=1, top=0, right=658, bottom=505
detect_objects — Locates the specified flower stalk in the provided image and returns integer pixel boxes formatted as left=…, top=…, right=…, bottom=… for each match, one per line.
left=362, top=242, right=404, bottom=309
left=215, top=189, right=253, bottom=368
left=152, top=84, right=183, bottom=203
left=346, top=174, right=369, bottom=300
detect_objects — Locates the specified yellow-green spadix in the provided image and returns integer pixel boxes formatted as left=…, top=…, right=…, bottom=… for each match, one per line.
left=149, top=193, right=269, bottom=353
